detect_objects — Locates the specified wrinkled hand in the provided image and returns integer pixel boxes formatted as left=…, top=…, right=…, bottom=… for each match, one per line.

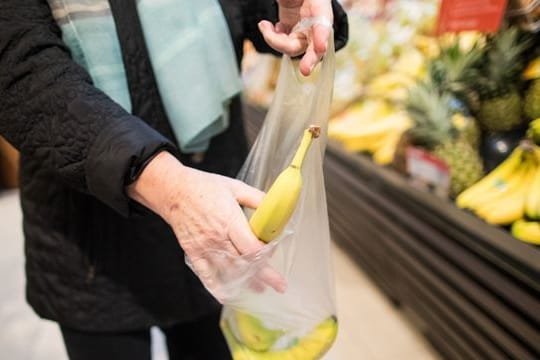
left=258, top=0, right=333, bottom=76
left=127, top=151, right=287, bottom=300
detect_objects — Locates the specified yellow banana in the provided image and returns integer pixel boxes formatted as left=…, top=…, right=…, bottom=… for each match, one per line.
left=392, top=48, right=426, bottom=79
left=368, top=72, right=416, bottom=101
left=234, top=311, right=284, bottom=352
left=465, top=160, right=531, bottom=212
left=511, top=219, right=540, bottom=245
left=249, top=126, right=319, bottom=243
left=222, top=316, right=338, bottom=360
left=372, top=130, right=403, bottom=165
left=456, top=147, right=524, bottom=209
left=329, top=99, right=392, bottom=126
left=523, top=57, right=540, bottom=80
left=474, top=161, right=537, bottom=225
left=525, top=165, right=540, bottom=220
left=341, top=130, right=390, bottom=153
left=334, top=113, right=411, bottom=154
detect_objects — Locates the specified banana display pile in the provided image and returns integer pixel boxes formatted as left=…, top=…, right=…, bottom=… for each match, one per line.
left=328, top=100, right=412, bottom=165
left=328, top=2, right=439, bottom=166
left=456, top=120, right=540, bottom=245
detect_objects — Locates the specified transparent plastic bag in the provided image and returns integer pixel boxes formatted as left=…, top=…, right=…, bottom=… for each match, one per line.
left=188, top=18, right=337, bottom=359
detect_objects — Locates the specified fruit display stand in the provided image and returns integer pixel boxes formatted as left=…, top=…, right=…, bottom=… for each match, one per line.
left=244, top=104, right=540, bottom=360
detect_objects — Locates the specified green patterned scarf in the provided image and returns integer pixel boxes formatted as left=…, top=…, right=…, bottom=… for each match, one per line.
left=47, top=0, right=243, bottom=153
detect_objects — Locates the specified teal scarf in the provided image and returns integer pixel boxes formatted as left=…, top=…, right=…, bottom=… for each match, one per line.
left=47, top=0, right=243, bottom=153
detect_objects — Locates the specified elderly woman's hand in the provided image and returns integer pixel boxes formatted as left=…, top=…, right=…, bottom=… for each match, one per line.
left=127, top=151, right=287, bottom=301
left=258, top=0, right=333, bottom=76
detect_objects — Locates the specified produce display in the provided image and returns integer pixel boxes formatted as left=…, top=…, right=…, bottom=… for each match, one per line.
left=241, top=0, right=540, bottom=249
left=328, top=0, right=440, bottom=165
left=326, top=1, right=540, bottom=247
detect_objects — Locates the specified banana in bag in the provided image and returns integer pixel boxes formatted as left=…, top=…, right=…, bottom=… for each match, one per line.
left=220, top=19, right=338, bottom=359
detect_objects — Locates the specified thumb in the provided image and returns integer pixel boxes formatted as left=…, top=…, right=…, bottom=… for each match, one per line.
left=258, top=20, right=275, bottom=36
left=258, top=20, right=308, bottom=56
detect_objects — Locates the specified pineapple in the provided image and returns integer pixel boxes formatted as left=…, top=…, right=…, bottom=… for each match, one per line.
left=404, top=83, right=484, bottom=197
left=433, top=141, right=484, bottom=198
left=451, top=112, right=481, bottom=149
left=428, top=39, right=484, bottom=111
left=424, top=38, right=483, bottom=149
left=472, top=28, right=530, bottom=131
left=524, top=79, right=540, bottom=120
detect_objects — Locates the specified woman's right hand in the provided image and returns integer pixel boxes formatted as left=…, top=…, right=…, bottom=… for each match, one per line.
left=127, top=151, right=287, bottom=300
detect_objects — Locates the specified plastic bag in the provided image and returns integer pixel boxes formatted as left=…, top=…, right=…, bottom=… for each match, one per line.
left=189, top=18, right=337, bottom=359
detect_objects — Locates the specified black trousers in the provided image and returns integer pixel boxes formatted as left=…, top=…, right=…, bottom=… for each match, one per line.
left=60, top=312, right=231, bottom=360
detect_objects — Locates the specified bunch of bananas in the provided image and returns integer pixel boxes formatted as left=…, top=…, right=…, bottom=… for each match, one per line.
left=511, top=220, right=540, bottom=245
left=222, top=312, right=338, bottom=360
left=456, top=141, right=540, bottom=244
left=329, top=100, right=412, bottom=165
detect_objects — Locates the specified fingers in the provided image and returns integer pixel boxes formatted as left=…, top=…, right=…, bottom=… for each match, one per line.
left=256, top=265, right=287, bottom=293
left=227, top=178, right=266, bottom=252
left=248, top=278, right=266, bottom=293
left=312, top=23, right=330, bottom=55
left=227, top=206, right=264, bottom=255
left=258, top=20, right=308, bottom=57
left=229, top=179, right=265, bottom=210
left=299, top=42, right=318, bottom=76
left=191, top=257, right=216, bottom=291
left=299, top=23, right=330, bottom=76
left=275, top=22, right=289, bottom=34
left=259, top=19, right=330, bottom=76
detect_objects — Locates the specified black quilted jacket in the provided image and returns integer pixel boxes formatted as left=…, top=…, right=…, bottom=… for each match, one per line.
left=0, top=0, right=348, bottom=331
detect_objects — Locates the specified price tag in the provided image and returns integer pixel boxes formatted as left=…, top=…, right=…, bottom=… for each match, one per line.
left=436, top=0, right=508, bottom=34
left=406, top=146, right=451, bottom=196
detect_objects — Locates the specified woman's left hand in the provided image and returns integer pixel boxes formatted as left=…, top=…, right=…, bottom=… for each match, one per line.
left=258, top=0, right=333, bottom=76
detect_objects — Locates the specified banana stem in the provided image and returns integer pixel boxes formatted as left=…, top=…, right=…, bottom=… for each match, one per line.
left=291, top=125, right=320, bottom=169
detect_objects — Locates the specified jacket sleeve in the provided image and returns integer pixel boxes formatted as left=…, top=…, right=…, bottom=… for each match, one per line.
left=243, top=0, right=349, bottom=54
left=0, top=0, right=177, bottom=217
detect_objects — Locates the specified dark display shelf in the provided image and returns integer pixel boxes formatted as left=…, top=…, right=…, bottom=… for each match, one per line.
left=244, top=105, right=540, bottom=360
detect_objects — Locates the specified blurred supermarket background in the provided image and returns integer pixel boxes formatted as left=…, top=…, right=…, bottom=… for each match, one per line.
left=2, top=0, right=540, bottom=359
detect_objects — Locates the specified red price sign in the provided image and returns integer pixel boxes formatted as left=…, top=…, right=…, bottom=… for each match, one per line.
left=406, top=146, right=451, bottom=196
left=436, top=0, right=508, bottom=34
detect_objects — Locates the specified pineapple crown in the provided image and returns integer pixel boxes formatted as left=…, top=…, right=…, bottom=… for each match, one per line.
left=475, top=27, right=530, bottom=96
left=428, top=39, right=484, bottom=110
left=405, top=81, right=458, bottom=149
left=429, top=41, right=484, bottom=92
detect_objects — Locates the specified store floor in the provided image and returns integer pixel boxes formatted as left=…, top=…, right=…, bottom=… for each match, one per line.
left=0, top=189, right=440, bottom=359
